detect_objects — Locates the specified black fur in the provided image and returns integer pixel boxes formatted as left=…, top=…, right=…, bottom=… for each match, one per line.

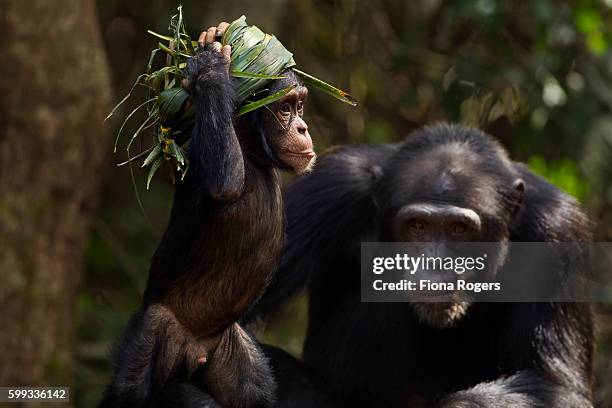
left=100, top=44, right=306, bottom=407
left=250, top=124, right=594, bottom=407
left=183, top=42, right=244, bottom=201
left=261, top=345, right=334, bottom=407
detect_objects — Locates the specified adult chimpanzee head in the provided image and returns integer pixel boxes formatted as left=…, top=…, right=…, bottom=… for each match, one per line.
left=251, top=70, right=315, bottom=174
left=374, top=124, right=525, bottom=328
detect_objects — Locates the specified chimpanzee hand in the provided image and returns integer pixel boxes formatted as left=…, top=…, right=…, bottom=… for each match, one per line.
left=182, top=23, right=232, bottom=96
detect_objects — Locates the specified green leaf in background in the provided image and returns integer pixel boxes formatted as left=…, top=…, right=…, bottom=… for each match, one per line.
left=528, top=155, right=589, bottom=201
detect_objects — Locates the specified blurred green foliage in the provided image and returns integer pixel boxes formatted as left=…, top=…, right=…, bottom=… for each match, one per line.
left=528, top=155, right=589, bottom=200
left=81, top=0, right=612, bottom=406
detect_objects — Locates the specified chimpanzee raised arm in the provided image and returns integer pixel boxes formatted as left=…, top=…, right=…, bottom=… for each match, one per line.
left=100, top=22, right=316, bottom=408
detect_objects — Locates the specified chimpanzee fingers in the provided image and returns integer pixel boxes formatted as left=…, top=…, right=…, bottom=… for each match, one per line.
left=206, top=26, right=216, bottom=44
left=197, top=27, right=217, bottom=48
left=198, top=22, right=229, bottom=47
left=198, top=31, right=207, bottom=48
left=221, top=45, right=231, bottom=63
left=216, top=22, right=229, bottom=40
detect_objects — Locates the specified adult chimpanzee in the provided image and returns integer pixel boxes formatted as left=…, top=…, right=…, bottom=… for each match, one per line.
left=251, top=123, right=594, bottom=407
left=100, top=22, right=316, bottom=407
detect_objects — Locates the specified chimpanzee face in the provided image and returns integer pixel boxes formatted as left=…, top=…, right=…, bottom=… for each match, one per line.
left=375, top=138, right=524, bottom=328
left=260, top=71, right=315, bottom=174
left=391, top=203, right=483, bottom=243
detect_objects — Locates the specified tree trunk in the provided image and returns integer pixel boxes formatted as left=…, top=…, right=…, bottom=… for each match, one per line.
left=0, top=0, right=111, bottom=393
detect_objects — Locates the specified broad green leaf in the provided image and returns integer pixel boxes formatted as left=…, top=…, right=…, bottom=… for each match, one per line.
left=221, top=16, right=295, bottom=103
left=158, top=87, right=190, bottom=125
left=222, top=15, right=248, bottom=46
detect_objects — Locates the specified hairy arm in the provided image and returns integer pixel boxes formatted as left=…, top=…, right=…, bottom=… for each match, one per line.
left=184, top=41, right=244, bottom=201
left=438, top=167, right=593, bottom=408
left=436, top=303, right=593, bottom=408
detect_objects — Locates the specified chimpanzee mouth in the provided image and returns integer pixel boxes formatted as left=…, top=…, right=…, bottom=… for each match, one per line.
left=411, top=301, right=471, bottom=329
left=284, top=149, right=315, bottom=158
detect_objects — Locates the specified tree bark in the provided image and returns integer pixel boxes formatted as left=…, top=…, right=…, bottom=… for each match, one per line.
left=0, top=0, right=111, bottom=393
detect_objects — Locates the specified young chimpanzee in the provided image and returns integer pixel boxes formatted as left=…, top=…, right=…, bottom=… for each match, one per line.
left=100, top=22, right=315, bottom=407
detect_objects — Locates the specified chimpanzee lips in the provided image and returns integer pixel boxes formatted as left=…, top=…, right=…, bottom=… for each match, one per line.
left=284, top=149, right=315, bottom=159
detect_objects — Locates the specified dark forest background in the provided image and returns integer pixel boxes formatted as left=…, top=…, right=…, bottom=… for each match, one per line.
left=2, top=0, right=612, bottom=406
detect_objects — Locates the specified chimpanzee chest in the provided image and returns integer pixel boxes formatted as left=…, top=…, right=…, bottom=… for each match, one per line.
left=162, top=170, right=284, bottom=336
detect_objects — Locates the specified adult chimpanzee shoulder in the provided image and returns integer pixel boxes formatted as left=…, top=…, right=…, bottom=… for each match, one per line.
left=252, top=123, right=594, bottom=407
left=100, top=22, right=316, bottom=408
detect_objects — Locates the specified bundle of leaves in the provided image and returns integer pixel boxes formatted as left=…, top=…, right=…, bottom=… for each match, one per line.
left=108, top=6, right=356, bottom=190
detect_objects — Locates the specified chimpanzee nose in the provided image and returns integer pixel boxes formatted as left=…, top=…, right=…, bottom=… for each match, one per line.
left=296, top=118, right=308, bottom=135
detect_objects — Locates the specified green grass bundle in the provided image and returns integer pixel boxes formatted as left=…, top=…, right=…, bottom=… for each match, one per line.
left=107, top=6, right=356, bottom=190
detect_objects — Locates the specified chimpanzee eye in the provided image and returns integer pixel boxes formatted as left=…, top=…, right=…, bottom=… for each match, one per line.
left=450, top=222, right=467, bottom=235
left=280, top=103, right=291, bottom=114
left=407, top=219, right=426, bottom=234
left=297, top=101, right=304, bottom=115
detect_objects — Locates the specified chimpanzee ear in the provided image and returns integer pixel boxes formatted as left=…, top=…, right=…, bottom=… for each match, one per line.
left=513, top=178, right=525, bottom=205
left=370, top=165, right=384, bottom=208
